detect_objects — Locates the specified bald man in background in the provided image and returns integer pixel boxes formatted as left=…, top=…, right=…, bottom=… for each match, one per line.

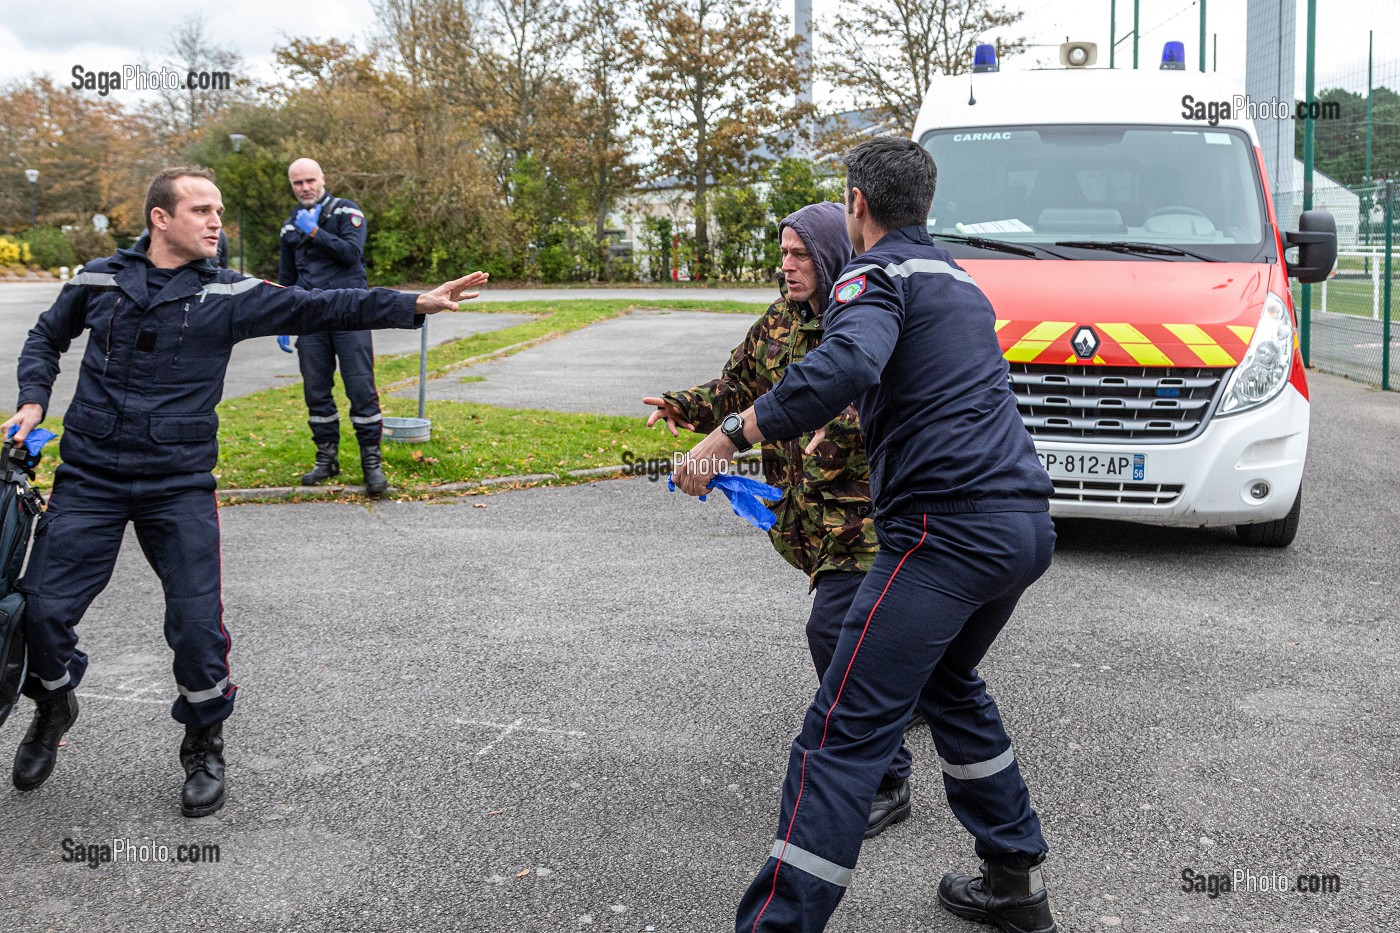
left=279, top=158, right=389, bottom=495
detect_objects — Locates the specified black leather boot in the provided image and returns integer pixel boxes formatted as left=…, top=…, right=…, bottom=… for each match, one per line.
left=300, top=442, right=341, bottom=486
left=12, top=691, right=80, bottom=791
left=180, top=722, right=226, bottom=818
left=939, top=860, right=1058, bottom=933
left=359, top=441, right=387, bottom=497
left=864, top=775, right=912, bottom=838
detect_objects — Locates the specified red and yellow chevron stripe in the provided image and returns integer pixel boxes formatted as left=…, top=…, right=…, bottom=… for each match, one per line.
left=995, top=320, right=1254, bottom=367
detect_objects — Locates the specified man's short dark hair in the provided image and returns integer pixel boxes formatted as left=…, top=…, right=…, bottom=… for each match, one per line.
left=145, top=166, right=216, bottom=229
left=843, top=137, right=937, bottom=231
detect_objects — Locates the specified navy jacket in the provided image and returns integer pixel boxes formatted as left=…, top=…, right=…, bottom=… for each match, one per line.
left=754, top=225, right=1053, bottom=518
left=279, top=192, right=368, bottom=289
left=17, top=234, right=420, bottom=476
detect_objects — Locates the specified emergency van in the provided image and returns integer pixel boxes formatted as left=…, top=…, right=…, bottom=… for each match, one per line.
left=913, top=42, right=1336, bottom=546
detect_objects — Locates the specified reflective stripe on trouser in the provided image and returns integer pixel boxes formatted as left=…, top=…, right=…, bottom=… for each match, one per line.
left=296, top=329, right=383, bottom=446
left=19, top=465, right=236, bottom=728
left=736, top=509, right=1056, bottom=933
left=806, top=570, right=912, bottom=785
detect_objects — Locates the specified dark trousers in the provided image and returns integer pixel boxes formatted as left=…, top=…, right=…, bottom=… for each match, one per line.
left=806, top=570, right=911, bottom=786
left=19, top=465, right=235, bottom=727
left=737, top=509, right=1056, bottom=933
left=297, top=330, right=383, bottom=447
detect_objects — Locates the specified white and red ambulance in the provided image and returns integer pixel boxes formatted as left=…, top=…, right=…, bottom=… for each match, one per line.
left=913, top=42, right=1336, bottom=546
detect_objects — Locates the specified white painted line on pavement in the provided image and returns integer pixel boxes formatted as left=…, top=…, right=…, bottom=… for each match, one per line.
left=456, top=717, right=588, bottom=756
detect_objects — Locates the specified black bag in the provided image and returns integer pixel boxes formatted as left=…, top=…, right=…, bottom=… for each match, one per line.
left=0, top=438, right=45, bottom=730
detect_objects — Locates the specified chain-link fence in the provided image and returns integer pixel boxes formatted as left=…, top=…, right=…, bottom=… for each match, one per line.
left=1248, top=1, right=1397, bottom=389
left=1288, top=182, right=1395, bottom=390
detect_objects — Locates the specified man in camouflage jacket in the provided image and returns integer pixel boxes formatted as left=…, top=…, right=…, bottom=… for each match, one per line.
left=644, top=201, right=915, bottom=838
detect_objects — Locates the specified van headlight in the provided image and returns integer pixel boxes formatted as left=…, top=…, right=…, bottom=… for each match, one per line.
left=1219, top=292, right=1293, bottom=415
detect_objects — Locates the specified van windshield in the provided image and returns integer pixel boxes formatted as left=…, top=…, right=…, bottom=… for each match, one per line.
left=920, top=125, right=1270, bottom=262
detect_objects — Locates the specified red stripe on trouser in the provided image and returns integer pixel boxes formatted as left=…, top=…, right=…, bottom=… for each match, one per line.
left=752, top=515, right=929, bottom=931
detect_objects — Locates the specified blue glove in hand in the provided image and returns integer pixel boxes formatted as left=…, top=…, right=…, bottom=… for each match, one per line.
left=277, top=335, right=293, bottom=353
left=666, top=475, right=706, bottom=501
left=5, top=425, right=56, bottom=458
left=294, top=203, right=322, bottom=235
left=667, top=472, right=782, bottom=532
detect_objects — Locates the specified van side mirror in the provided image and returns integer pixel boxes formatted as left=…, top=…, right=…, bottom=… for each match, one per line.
left=1284, top=210, right=1337, bottom=284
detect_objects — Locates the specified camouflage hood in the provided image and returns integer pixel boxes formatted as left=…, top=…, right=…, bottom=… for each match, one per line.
left=779, top=201, right=852, bottom=317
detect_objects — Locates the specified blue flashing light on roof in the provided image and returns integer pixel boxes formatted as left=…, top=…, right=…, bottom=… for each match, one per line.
left=1161, top=41, right=1186, bottom=70
left=973, top=44, right=998, bottom=73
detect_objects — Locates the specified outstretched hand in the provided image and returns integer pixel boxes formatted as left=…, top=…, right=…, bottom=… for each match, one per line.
left=416, top=272, right=490, bottom=314
left=642, top=396, right=694, bottom=436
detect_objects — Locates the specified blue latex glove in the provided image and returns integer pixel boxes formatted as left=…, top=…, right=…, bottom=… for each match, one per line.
left=667, top=472, right=782, bottom=532
left=709, top=473, right=783, bottom=531
left=277, top=335, right=293, bottom=353
left=294, top=203, right=322, bottom=235
left=6, top=425, right=56, bottom=457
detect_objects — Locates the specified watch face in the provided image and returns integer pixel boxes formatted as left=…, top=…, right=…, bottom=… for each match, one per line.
left=722, top=414, right=743, bottom=434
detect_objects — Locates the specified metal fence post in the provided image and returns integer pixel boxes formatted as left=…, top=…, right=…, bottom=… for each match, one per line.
left=1374, top=251, right=1382, bottom=321
left=1384, top=181, right=1393, bottom=392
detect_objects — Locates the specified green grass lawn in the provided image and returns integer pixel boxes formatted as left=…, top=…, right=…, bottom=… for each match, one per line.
left=216, top=390, right=689, bottom=492
left=1293, top=279, right=1396, bottom=320
left=30, top=298, right=761, bottom=496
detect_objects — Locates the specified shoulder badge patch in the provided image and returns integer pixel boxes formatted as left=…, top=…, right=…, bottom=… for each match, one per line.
left=351, top=214, right=362, bottom=227
left=835, top=275, right=867, bottom=303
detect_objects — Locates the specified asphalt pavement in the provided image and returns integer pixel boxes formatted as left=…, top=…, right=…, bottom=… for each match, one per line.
left=0, top=369, right=1396, bottom=932
left=403, top=309, right=760, bottom=416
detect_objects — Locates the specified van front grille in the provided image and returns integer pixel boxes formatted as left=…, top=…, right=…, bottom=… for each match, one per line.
left=1010, top=364, right=1228, bottom=442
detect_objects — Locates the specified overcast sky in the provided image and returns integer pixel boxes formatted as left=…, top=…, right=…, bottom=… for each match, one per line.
left=0, top=0, right=1383, bottom=106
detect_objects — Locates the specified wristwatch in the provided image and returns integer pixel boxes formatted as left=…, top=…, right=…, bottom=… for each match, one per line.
left=720, top=412, right=753, bottom=452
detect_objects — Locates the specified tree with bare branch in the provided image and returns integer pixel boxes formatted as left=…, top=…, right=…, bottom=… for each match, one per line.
left=823, top=0, right=1025, bottom=136
left=146, top=14, right=250, bottom=150
left=631, top=0, right=810, bottom=279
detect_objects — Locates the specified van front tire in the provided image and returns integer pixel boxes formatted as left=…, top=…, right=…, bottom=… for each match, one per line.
left=1236, top=486, right=1302, bottom=548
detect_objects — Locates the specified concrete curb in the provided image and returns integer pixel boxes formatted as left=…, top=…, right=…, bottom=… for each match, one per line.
left=565, top=465, right=629, bottom=478
left=218, top=484, right=367, bottom=502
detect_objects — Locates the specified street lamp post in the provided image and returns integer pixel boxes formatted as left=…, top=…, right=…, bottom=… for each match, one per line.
left=24, top=169, right=39, bottom=228
left=228, top=134, right=248, bottom=273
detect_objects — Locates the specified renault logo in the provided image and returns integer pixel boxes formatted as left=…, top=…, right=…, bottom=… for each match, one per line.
left=1071, top=326, right=1100, bottom=360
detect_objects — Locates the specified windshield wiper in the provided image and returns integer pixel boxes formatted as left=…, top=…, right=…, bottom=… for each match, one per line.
left=929, top=232, right=1048, bottom=259
left=1053, top=240, right=1224, bottom=262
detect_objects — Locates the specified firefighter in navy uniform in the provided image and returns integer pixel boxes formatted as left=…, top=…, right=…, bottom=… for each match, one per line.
left=673, top=138, right=1061, bottom=933
left=3, top=166, right=487, bottom=817
left=279, top=157, right=388, bottom=495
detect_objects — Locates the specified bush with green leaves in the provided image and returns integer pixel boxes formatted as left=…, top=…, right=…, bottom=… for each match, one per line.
left=712, top=183, right=768, bottom=280
left=21, top=227, right=76, bottom=270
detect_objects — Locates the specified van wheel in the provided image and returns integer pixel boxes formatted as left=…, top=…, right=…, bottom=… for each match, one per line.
left=1236, top=486, right=1302, bottom=547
